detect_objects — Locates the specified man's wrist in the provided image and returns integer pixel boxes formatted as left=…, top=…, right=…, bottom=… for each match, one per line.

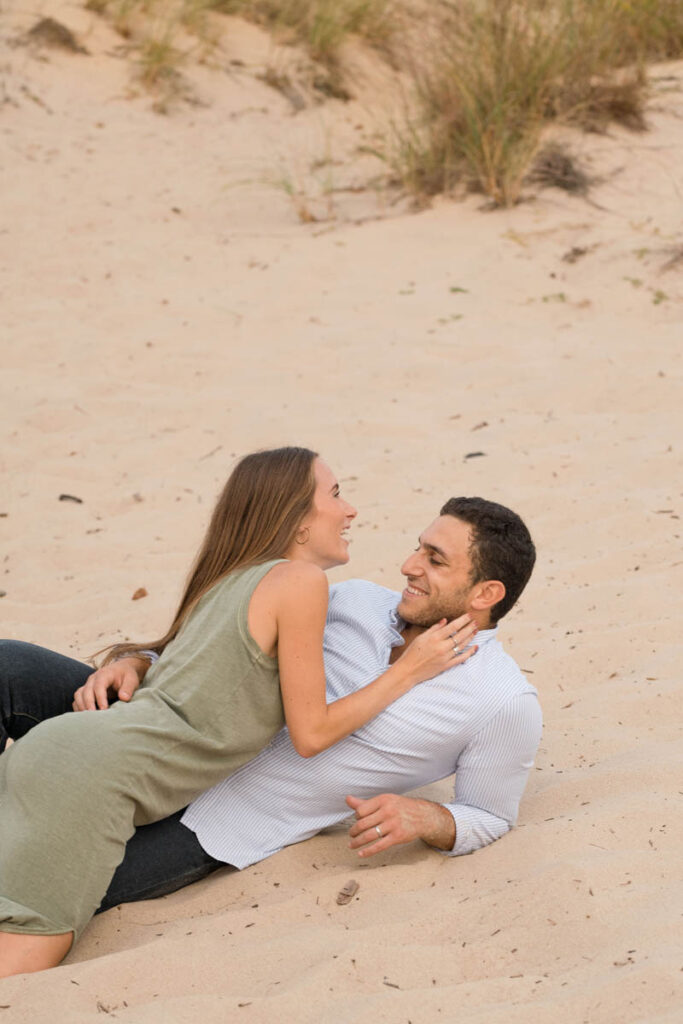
left=416, top=799, right=456, bottom=851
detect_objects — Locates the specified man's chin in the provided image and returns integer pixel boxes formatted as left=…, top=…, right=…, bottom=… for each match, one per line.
left=397, top=601, right=436, bottom=628
left=398, top=598, right=467, bottom=628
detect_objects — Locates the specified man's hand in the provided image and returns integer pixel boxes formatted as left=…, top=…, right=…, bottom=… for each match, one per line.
left=346, top=793, right=456, bottom=858
left=72, top=657, right=149, bottom=711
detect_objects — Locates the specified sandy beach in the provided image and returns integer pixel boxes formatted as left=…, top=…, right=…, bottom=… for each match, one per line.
left=1, top=1, right=681, bottom=1020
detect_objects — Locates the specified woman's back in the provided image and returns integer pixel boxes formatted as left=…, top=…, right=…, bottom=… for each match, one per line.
left=136, top=559, right=285, bottom=744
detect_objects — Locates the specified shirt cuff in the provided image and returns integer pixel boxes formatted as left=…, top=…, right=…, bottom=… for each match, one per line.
left=440, top=803, right=510, bottom=857
left=113, top=649, right=159, bottom=664
left=137, top=649, right=160, bottom=664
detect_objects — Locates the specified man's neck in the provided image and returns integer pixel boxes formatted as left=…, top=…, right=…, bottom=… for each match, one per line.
left=397, top=623, right=427, bottom=653
left=390, top=613, right=492, bottom=663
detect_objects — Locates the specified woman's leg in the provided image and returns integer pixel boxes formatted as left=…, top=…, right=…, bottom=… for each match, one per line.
left=0, top=640, right=91, bottom=752
left=0, top=643, right=90, bottom=975
left=0, top=931, right=73, bottom=977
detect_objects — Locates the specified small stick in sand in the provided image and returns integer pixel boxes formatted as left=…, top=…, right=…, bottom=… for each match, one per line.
left=336, top=880, right=360, bottom=905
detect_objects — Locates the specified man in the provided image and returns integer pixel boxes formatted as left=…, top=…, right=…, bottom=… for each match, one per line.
left=0, top=497, right=541, bottom=910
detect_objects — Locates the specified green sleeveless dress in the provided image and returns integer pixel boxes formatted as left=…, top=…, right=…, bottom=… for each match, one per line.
left=0, top=560, right=286, bottom=940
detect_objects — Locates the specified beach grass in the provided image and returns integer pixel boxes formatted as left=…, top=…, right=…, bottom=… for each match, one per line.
left=85, top=0, right=393, bottom=101
left=82, top=0, right=683, bottom=202
left=387, top=0, right=683, bottom=206
left=192, top=0, right=393, bottom=64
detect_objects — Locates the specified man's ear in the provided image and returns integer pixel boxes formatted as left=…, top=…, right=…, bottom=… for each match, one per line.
left=470, top=580, right=505, bottom=614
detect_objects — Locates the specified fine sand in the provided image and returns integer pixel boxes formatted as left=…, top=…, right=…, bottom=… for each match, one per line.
left=1, top=2, right=681, bottom=1021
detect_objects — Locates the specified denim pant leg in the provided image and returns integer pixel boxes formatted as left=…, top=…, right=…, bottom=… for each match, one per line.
left=98, top=811, right=228, bottom=913
left=0, top=639, right=91, bottom=752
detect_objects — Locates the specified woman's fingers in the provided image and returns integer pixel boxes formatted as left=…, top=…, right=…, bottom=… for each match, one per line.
left=443, top=614, right=474, bottom=636
left=450, top=612, right=473, bottom=632
left=434, top=618, right=478, bottom=665
left=452, top=643, right=478, bottom=664
left=405, top=615, right=479, bottom=682
left=434, top=615, right=474, bottom=641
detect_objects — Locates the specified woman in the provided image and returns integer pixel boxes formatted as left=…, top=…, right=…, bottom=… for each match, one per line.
left=0, top=447, right=476, bottom=976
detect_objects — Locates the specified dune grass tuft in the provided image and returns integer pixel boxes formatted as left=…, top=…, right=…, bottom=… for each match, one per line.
left=83, top=0, right=683, bottom=186
left=86, top=0, right=392, bottom=102
left=388, top=0, right=683, bottom=207
left=136, top=27, right=185, bottom=86
left=206, top=0, right=393, bottom=65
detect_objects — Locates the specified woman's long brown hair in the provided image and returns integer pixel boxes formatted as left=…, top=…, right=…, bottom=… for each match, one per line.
left=100, top=446, right=318, bottom=665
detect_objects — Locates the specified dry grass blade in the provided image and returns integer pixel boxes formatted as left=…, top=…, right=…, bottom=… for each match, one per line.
left=528, top=143, right=591, bottom=195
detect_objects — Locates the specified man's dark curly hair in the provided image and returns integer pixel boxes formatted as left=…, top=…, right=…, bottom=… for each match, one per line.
left=440, top=497, right=536, bottom=624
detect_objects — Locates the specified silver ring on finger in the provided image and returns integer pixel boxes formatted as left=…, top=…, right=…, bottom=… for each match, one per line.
left=375, top=824, right=382, bottom=838
left=453, top=643, right=460, bottom=655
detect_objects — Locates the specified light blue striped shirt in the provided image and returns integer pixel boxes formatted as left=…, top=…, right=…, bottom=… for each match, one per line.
left=182, top=579, right=542, bottom=867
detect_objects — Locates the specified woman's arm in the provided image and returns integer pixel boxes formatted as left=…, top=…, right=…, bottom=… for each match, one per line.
left=273, top=562, right=475, bottom=758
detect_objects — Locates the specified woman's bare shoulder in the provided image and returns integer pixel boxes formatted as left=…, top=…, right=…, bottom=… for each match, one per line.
left=259, top=560, right=328, bottom=604
left=267, top=559, right=328, bottom=587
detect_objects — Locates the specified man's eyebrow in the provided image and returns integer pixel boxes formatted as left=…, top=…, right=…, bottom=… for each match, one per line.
left=418, top=537, right=450, bottom=561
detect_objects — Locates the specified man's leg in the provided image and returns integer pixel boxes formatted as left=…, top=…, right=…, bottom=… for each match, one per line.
left=98, top=811, right=228, bottom=913
left=0, top=640, right=91, bottom=752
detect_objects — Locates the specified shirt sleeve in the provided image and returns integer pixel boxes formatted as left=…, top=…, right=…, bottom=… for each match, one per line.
left=440, top=691, right=542, bottom=856
left=113, top=649, right=159, bottom=665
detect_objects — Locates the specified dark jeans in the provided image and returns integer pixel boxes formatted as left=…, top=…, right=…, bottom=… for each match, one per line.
left=0, top=640, right=225, bottom=913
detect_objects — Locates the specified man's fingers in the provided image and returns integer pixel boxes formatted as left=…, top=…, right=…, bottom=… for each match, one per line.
left=345, top=794, right=381, bottom=819
left=351, top=833, right=392, bottom=858
left=82, top=675, right=98, bottom=711
left=348, top=819, right=390, bottom=851
left=349, top=821, right=410, bottom=858
left=72, top=673, right=109, bottom=712
left=95, top=681, right=110, bottom=710
left=72, top=683, right=94, bottom=712
left=347, top=793, right=426, bottom=858
left=72, top=664, right=143, bottom=712
left=348, top=806, right=386, bottom=838
left=117, top=667, right=139, bottom=702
